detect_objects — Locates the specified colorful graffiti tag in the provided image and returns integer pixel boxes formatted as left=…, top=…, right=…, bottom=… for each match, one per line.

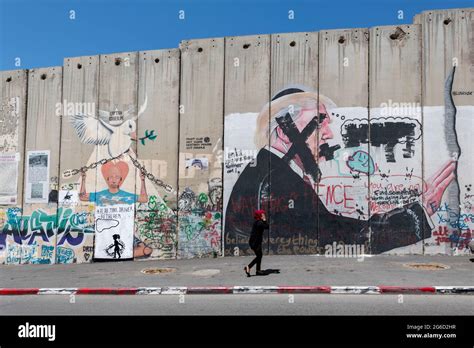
left=0, top=206, right=94, bottom=264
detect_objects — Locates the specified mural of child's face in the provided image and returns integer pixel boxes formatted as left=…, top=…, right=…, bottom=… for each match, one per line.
left=106, top=167, right=123, bottom=189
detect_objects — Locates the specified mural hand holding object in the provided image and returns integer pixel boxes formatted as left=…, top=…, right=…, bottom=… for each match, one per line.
left=423, top=159, right=456, bottom=216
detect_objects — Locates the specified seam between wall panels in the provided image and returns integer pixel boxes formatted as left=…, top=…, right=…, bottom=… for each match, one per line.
left=54, top=66, right=64, bottom=264
left=367, top=28, right=372, bottom=254
left=176, top=48, right=181, bottom=259
left=420, top=20, right=425, bottom=255
left=316, top=31, right=320, bottom=255
left=221, top=38, right=226, bottom=258
left=267, top=34, right=272, bottom=256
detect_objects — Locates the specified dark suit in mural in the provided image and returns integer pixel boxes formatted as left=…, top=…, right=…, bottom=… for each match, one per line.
left=225, top=148, right=430, bottom=255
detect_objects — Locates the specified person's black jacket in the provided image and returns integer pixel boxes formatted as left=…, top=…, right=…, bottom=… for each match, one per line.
left=225, top=148, right=431, bottom=255
left=249, top=219, right=269, bottom=249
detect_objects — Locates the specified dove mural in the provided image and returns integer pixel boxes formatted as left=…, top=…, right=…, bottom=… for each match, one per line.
left=70, top=96, right=148, bottom=158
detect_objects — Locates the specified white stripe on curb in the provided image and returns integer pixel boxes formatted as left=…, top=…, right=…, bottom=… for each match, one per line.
left=136, top=287, right=162, bottom=295
left=435, top=286, right=474, bottom=294
left=233, top=286, right=279, bottom=294
left=160, top=287, right=187, bottom=295
left=330, top=286, right=381, bottom=294
left=38, top=288, right=78, bottom=295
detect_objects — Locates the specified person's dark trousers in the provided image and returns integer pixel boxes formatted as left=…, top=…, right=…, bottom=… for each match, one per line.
left=248, top=245, right=263, bottom=272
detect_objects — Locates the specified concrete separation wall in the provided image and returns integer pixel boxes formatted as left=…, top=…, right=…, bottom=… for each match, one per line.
left=0, top=7, right=473, bottom=264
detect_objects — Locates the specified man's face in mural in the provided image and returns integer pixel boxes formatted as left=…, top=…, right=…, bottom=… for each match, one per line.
left=313, top=103, right=334, bottom=162
left=275, top=101, right=334, bottom=163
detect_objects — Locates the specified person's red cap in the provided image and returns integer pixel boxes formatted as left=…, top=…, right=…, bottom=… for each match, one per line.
left=254, top=209, right=266, bottom=220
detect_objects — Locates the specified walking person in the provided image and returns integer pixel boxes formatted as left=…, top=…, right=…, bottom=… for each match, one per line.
left=244, top=210, right=269, bottom=277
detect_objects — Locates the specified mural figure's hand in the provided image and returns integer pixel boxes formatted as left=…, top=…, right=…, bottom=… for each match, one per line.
left=80, top=171, right=86, bottom=180
left=140, top=172, right=146, bottom=181
left=423, top=159, right=456, bottom=216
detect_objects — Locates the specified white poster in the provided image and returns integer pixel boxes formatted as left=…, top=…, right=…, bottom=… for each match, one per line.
left=25, top=150, right=50, bottom=203
left=93, top=204, right=135, bottom=260
left=185, top=157, right=209, bottom=170
left=0, top=153, right=19, bottom=204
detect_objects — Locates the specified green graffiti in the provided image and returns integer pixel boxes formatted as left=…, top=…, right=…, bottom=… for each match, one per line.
left=139, top=129, right=157, bottom=145
left=198, top=193, right=208, bottom=204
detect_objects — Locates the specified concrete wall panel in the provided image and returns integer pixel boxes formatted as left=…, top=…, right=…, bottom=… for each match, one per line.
left=223, top=34, right=271, bottom=256
left=178, top=38, right=224, bottom=258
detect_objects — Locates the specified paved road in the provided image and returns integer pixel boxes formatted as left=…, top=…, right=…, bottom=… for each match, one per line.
left=1, top=294, right=472, bottom=315
left=1, top=255, right=473, bottom=288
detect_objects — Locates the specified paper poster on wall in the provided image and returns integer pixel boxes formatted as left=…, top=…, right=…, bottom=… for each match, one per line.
left=0, top=153, right=19, bottom=204
left=25, top=150, right=50, bottom=203
left=185, top=157, right=209, bottom=170
left=0, top=97, right=20, bottom=153
left=93, top=204, right=135, bottom=260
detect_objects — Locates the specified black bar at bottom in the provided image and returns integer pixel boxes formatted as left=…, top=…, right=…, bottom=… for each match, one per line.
left=0, top=315, right=472, bottom=346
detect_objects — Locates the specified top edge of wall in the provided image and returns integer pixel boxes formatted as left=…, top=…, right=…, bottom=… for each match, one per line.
left=28, top=66, right=62, bottom=72
left=64, top=55, right=99, bottom=62
left=179, top=37, right=224, bottom=46
left=180, top=30, right=320, bottom=45
left=413, top=7, right=473, bottom=23
left=63, top=48, right=180, bottom=63
left=320, top=28, right=369, bottom=34
left=225, top=33, right=271, bottom=40
left=140, top=48, right=180, bottom=54
left=99, top=51, right=139, bottom=57
left=418, top=7, right=474, bottom=16
left=370, top=24, right=419, bottom=31
left=271, top=31, right=318, bottom=36
left=0, top=69, right=28, bottom=76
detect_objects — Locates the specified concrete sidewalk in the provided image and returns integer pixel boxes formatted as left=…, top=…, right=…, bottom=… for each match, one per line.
left=0, top=254, right=473, bottom=289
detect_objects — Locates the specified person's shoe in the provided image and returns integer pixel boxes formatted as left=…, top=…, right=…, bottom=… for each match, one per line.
left=244, top=266, right=251, bottom=277
left=256, top=270, right=266, bottom=276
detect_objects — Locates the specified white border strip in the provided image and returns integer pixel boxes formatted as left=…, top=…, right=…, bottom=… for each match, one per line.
left=38, top=288, right=78, bottom=295
left=330, top=286, right=381, bottom=294
left=233, top=286, right=279, bottom=294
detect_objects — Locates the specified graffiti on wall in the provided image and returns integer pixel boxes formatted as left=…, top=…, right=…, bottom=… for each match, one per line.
left=134, top=194, right=177, bottom=259
left=178, top=209, right=222, bottom=258
left=340, top=117, right=422, bottom=162
left=139, top=129, right=157, bottom=146
left=0, top=206, right=94, bottom=264
left=178, top=177, right=222, bottom=258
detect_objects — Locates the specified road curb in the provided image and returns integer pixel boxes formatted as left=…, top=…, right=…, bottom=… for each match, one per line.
left=0, top=286, right=473, bottom=295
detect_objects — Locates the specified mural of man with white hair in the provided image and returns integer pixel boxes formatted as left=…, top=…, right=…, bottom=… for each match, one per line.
left=225, top=86, right=456, bottom=255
